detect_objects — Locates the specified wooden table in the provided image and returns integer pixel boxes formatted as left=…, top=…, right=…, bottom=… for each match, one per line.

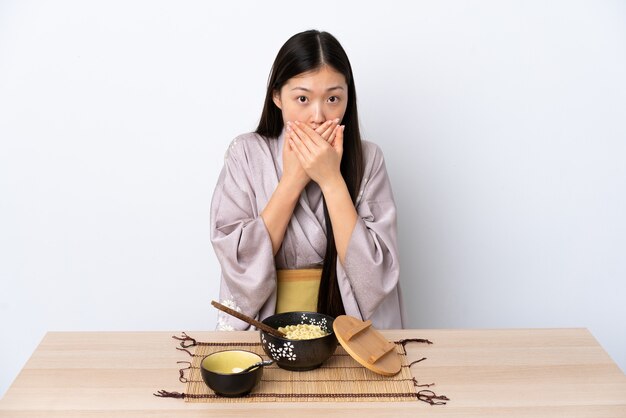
left=1, top=329, right=625, bottom=417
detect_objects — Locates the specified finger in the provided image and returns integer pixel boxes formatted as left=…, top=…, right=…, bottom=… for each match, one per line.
left=328, top=124, right=340, bottom=146
left=334, top=125, right=345, bottom=154
left=291, top=121, right=318, bottom=153
left=284, top=128, right=295, bottom=151
left=288, top=136, right=308, bottom=166
left=287, top=124, right=313, bottom=159
left=294, top=121, right=324, bottom=148
left=320, top=118, right=340, bottom=141
left=314, top=120, right=333, bottom=136
left=285, top=131, right=294, bottom=151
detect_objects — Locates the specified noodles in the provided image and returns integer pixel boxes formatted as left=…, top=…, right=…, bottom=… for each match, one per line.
left=278, top=324, right=328, bottom=340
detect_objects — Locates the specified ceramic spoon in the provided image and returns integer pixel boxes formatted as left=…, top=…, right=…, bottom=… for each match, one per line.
left=232, top=360, right=274, bottom=374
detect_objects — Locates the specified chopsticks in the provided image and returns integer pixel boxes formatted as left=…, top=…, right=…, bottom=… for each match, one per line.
left=211, top=300, right=286, bottom=338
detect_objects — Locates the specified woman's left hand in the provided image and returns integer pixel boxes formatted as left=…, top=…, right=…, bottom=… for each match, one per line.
left=287, top=121, right=345, bottom=188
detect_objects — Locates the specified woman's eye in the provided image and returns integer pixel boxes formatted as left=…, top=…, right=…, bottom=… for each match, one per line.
left=328, top=96, right=339, bottom=103
left=297, top=96, right=307, bottom=103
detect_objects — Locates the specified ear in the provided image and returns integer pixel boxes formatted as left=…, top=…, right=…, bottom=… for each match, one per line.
left=272, top=90, right=282, bottom=110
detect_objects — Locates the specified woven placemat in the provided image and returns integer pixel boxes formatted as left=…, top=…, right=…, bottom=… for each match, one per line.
left=155, top=333, right=449, bottom=404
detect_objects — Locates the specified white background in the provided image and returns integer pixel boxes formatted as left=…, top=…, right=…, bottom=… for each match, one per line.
left=1, top=0, right=625, bottom=397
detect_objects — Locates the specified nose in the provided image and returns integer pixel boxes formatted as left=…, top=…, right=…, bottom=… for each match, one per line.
left=309, top=103, right=325, bottom=129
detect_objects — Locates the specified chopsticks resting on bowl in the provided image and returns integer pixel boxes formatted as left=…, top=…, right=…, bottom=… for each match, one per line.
left=211, top=300, right=287, bottom=338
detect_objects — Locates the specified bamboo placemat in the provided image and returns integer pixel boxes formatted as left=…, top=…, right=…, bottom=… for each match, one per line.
left=155, top=333, right=449, bottom=404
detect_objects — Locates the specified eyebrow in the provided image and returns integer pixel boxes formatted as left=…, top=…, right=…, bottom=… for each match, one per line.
left=290, top=86, right=345, bottom=92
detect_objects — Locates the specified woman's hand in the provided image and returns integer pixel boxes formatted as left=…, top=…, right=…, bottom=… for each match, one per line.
left=282, top=119, right=340, bottom=190
left=287, top=120, right=345, bottom=189
left=289, top=120, right=356, bottom=264
left=263, top=120, right=340, bottom=255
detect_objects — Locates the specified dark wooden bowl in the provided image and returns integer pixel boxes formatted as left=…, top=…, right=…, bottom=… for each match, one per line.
left=200, top=350, right=263, bottom=397
left=260, top=311, right=337, bottom=371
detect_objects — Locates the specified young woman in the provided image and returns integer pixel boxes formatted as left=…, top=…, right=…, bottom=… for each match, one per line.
left=210, top=30, right=404, bottom=330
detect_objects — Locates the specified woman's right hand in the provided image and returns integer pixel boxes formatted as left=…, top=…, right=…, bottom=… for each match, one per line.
left=282, top=119, right=339, bottom=190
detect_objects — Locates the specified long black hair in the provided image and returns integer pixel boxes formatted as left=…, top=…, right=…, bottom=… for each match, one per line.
left=256, top=30, right=364, bottom=318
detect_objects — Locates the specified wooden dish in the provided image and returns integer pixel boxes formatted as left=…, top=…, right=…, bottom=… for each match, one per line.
left=333, top=315, right=401, bottom=376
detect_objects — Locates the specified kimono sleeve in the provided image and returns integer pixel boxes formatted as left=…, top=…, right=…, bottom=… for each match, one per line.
left=210, top=140, right=276, bottom=330
left=337, top=143, right=400, bottom=322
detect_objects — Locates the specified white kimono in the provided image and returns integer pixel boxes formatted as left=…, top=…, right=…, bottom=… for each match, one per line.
left=210, top=131, right=405, bottom=330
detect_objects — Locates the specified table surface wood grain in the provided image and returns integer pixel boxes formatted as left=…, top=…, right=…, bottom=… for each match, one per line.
left=1, top=329, right=625, bottom=417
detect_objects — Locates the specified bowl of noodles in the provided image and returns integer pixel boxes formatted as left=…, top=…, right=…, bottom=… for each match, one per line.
left=259, top=311, right=337, bottom=371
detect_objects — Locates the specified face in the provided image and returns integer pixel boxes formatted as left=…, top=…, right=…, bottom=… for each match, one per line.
left=273, top=65, right=348, bottom=130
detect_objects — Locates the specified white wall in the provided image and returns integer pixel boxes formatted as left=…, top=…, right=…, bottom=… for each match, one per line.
left=1, top=0, right=625, bottom=397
